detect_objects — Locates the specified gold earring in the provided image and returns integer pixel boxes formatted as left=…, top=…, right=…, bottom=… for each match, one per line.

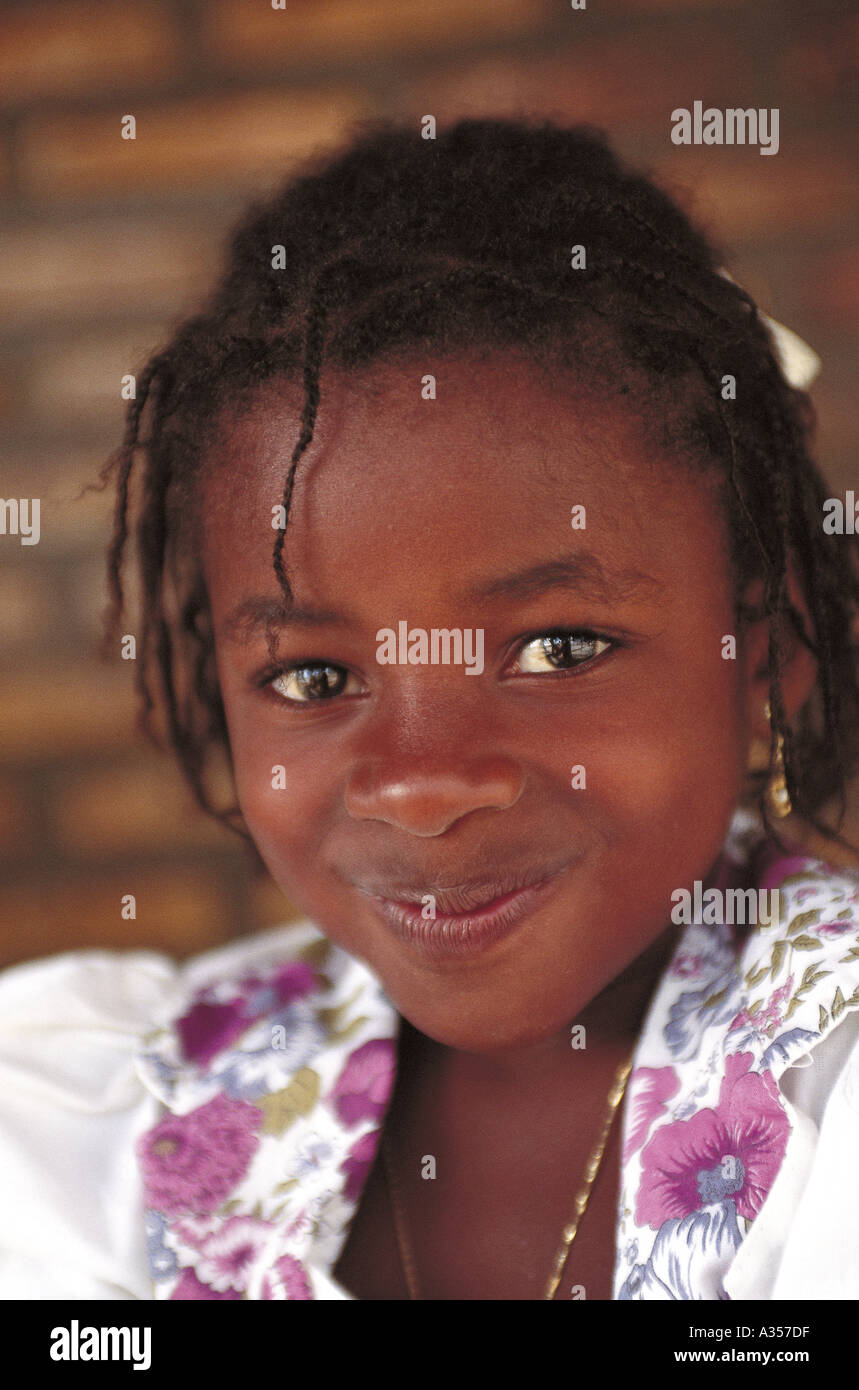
left=763, top=702, right=792, bottom=819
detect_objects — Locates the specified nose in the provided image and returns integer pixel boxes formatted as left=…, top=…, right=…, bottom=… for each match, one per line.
left=345, top=752, right=525, bottom=836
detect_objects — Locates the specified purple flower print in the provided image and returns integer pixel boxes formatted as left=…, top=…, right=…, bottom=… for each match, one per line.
left=171, top=1268, right=241, bottom=1300
left=177, top=962, right=317, bottom=1067
left=144, top=1209, right=177, bottom=1281
left=329, top=1038, right=395, bottom=1127
left=756, top=852, right=817, bottom=892
left=139, top=1093, right=263, bottom=1217
left=177, top=999, right=250, bottom=1068
left=670, top=954, right=703, bottom=979
left=261, top=1254, right=315, bottom=1300
left=619, top=1200, right=743, bottom=1300
left=623, top=1067, right=680, bottom=1163
left=340, top=1130, right=380, bottom=1203
left=253, top=962, right=317, bottom=1011
left=186, top=1215, right=274, bottom=1294
left=664, top=967, right=742, bottom=1061
left=636, top=1051, right=789, bottom=1229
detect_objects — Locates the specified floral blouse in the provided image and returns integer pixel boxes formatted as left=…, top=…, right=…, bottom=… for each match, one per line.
left=0, top=812, right=858, bottom=1300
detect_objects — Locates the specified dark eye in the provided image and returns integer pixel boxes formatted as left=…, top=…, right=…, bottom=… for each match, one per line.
left=270, top=664, right=361, bottom=703
left=513, top=632, right=611, bottom=674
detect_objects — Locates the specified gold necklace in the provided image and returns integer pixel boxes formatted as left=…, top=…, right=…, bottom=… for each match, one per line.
left=381, top=1052, right=633, bottom=1301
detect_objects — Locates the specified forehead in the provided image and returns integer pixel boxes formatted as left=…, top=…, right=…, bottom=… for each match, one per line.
left=198, top=353, right=726, bottom=612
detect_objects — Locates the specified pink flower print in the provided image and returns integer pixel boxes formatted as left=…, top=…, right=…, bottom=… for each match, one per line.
left=818, top=920, right=854, bottom=938
left=340, top=1130, right=380, bottom=1203
left=139, top=1093, right=263, bottom=1217
left=171, top=1268, right=241, bottom=1300
left=329, top=1038, right=395, bottom=1127
left=623, top=1067, right=680, bottom=1163
left=261, top=1254, right=314, bottom=1300
left=792, top=888, right=820, bottom=904
left=729, top=977, right=794, bottom=1039
left=189, top=1215, right=274, bottom=1294
left=757, top=977, right=794, bottom=1035
left=636, top=1051, right=789, bottom=1230
left=671, top=954, right=702, bottom=979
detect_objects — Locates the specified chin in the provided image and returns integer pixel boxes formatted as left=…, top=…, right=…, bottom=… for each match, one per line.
left=390, top=986, right=578, bottom=1055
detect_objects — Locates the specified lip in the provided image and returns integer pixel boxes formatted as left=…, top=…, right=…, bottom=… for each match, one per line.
left=361, top=867, right=568, bottom=962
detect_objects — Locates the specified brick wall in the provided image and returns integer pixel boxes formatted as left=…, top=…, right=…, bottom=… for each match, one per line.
left=1, top=0, right=856, bottom=967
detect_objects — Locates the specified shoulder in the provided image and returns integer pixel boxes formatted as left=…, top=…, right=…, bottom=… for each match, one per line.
left=0, top=920, right=370, bottom=1298
left=732, top=845, right=859, bottom=1296
left=135, top=919, right=396, bottom=1112
left=617, top=832, right=859, bottom=1299
left=725, top=1005, right=859, bottom=1299
left=0, top=945, right=183, bottom=1101
left=0, top=946, right=181, bottom=1297
left=0, top=917, right=356, bottom=1108
left=132, top=925, right=398, bottom=1301
left=653, top=834, right=859, bottom=1074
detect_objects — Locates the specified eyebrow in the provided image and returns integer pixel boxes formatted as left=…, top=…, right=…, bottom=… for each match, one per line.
left=223, top=554, right=661, bottom=645
left=460, top=555, right=662, bottom=605
left=223, top=596, right=352, bottom=645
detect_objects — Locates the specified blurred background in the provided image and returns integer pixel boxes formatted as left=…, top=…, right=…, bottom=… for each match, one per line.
left=0, top=0, right=856, bottom=968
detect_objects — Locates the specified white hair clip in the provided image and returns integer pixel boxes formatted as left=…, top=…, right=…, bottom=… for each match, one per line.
left=719, top=268, right=821, bottom=389
left=760, top=313, right=822, bottom=390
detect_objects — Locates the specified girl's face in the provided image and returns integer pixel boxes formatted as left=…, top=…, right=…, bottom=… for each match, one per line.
left=201, top=354, right=758, bottom=1055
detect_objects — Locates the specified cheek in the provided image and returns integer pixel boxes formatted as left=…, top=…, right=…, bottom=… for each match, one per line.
left=231, top=720, right=330, bottom=861
left=214, top=659, right=331, bottom=868
left=542, top=610, right=746, bottom=840
left=625, top=639, right=747, bottom=867
left=233, top=751, right=348, bottom=924
left=624, top=664, right=744, bottom=806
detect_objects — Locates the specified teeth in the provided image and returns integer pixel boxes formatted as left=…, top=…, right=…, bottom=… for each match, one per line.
left=360, top=866, right=567, bottom=918
left=401, top=884, right=521, bottom=915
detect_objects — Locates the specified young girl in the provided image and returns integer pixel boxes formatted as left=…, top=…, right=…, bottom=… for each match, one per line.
left=2, top=117, right=858, bottom=1301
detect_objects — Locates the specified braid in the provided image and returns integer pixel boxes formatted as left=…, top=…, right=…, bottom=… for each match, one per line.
left=101, top=353, right=166, bottom=641
left=272, top=291, right=328, bottom=605
left=99, top=116, right=858, bottom=851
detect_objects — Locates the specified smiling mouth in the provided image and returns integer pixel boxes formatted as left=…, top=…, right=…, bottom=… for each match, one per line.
left=359, top=867, right=569, bottom=962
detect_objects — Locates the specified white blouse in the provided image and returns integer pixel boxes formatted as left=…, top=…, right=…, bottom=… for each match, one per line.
left=1, top=820, right=858, bottom=1300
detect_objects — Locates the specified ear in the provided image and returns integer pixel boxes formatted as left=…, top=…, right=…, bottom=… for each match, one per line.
left=740, top=565, right=818, bottom=741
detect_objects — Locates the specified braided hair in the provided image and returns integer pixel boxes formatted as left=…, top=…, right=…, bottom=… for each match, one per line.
left=100, top=116, right=859, bottom=851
